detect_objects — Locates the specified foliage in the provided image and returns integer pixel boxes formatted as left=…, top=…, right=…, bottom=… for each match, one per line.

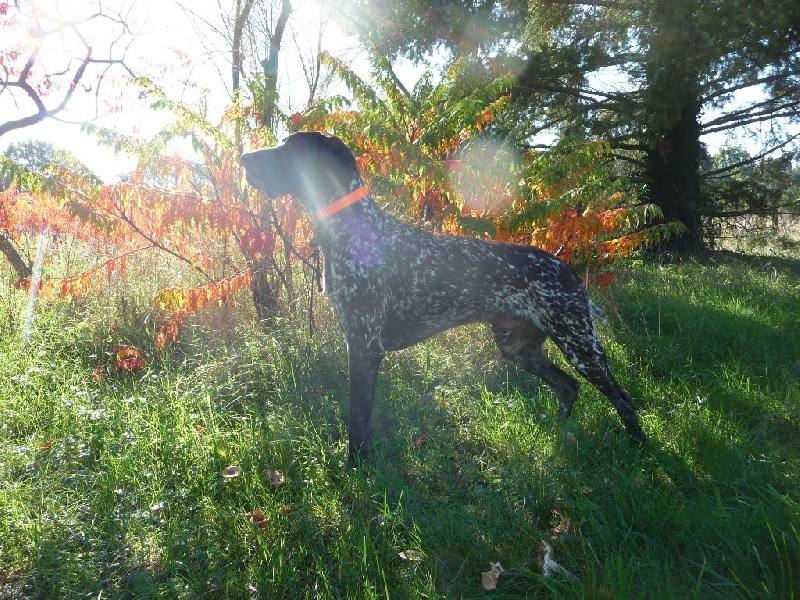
left=703, top=148, right=800, bottom=216
left=0, top=140, right=101, bottom=190
left=0, top=0, right=138, bottom=137
left=0, top=79, right=299, bottom=346
left=338, top=0, right=800, bottom=248
left=298, top=55, right=679, bottom=272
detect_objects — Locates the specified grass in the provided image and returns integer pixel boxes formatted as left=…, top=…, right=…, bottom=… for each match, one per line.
left=0, top=251, right=798, bottom=599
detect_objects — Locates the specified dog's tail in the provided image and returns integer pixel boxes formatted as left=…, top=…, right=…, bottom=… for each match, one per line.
left=589, top=300, right=609, bottom=326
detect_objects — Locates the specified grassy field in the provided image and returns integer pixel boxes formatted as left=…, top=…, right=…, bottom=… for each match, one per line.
left=0, top=251, right=798, bottom=599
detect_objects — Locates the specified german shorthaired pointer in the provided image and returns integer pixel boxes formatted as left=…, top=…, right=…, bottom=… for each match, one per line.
left=241, top=132, right=645, bottom=459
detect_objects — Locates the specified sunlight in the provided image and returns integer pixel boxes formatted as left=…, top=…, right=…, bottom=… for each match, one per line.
left=1, top=0, right=358, bottom=181
left=451, top=138, right=519, bottom=214
left=22, top=229, right=47, bottom=341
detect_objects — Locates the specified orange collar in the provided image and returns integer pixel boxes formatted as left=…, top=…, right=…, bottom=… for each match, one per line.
left=313, top=186, right=368, bottom=221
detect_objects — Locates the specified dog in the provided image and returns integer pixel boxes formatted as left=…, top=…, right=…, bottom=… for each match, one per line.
left=241, top=131, right=645, bottom=459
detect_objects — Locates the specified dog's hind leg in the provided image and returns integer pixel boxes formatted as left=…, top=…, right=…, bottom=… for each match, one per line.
left=550, top=325, right=646, bottom=441
left=491, top=316, right=580, bottom=418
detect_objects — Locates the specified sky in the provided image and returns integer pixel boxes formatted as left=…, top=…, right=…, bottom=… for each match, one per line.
left=2, top=1, right=795, bottom=182
left=1, top=0, right=376, bottom=182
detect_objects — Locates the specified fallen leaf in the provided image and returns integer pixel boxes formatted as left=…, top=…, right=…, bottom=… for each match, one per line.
left=222, top=465, right=242, bottom=479
left=92, top=366, right=108, bottom=382
left=399, top=550, right=423, bottom=561
left=194, top=424, right=206, bottom=434
left=411, top=434, right=429, bottom=448
left=245, top=509, right=271, bottom=530
left=269, top=470, right=285, bottom=486
left=37, top=438, right=55, bottom=452
left=538, top=541, right=579, bottom=583
left=111, top=345, right=146, bottom=373
left=551, top=517, right=574, bottom=543
left=481, top=562, right=505, bottom=590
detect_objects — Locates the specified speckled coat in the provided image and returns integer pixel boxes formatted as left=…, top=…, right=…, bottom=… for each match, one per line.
left=241, top=132, right=645, bottom=459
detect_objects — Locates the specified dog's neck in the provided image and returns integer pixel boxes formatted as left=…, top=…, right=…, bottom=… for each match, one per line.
left=310, top=171, right=372, bottom=221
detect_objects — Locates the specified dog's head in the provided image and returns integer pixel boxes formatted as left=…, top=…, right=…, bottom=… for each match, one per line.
left=241, top=131, right=359, bottom=214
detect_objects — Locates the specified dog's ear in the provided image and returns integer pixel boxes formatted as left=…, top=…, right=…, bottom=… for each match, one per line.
left=318, top=133, right=357, bottom=173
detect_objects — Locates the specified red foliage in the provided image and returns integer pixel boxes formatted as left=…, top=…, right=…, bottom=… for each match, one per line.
left=110, top=345, right=146, bottom=373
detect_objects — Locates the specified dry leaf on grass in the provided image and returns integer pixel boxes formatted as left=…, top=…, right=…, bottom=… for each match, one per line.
left=269, top=470, right=285, bottom=486
left=551, top=517, right=574, bottom=543
left=111, top=345, right=146, bottom=373
left=222, top=465, right=242, bottom=479
left=481, top=562, right=505, bottom=590
left=538, top=541, right=580, bottom=583
left=398, top=550, right=423, bottom=561
left=411, top=434, right=429, bottom=448
left=246, top=509, right=271, bottom=530
left=37, top=438, right=55, bottom=452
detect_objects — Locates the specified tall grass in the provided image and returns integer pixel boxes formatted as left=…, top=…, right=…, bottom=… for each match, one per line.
left=1, top=251, right=798, bottom=599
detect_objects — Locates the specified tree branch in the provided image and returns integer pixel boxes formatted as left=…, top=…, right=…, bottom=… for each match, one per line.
left=0, top=2, right=138, bottom=139
left=702, top=132, right=800, bottom=178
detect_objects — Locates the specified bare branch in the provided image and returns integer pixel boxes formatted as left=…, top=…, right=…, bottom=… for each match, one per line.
left=0, top=1, right=139, bottom=138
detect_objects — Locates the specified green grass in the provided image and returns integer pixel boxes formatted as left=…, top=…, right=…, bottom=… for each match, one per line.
left=1, top=251, right=798, bottom=599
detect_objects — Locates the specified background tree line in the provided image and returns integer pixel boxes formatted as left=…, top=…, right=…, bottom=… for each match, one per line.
left=338, top=0, right=800, bottom=248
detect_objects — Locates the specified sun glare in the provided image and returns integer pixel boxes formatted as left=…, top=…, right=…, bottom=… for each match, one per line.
left=1, top=0, right=357, bottom=181
left=451, top=139, right=519, bottom=214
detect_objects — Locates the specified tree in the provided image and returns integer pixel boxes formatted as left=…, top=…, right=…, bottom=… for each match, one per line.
left=175, top=0, right=337, bottom=317
left=0, top=0, right=137, bottom=138
left=0, top=0, right=140, bottom=279
left=702, top=147, right=800, bottom=245
left=3, top=97, right=281, bottom=344
left=296, top=53, right=676, bottom=274
left=1, top=140, right=99, bottom=189
left=0, top=140, right=100, bottom=280
left=176, top=0, right=333, bottom=130
left=339, top=0, right=800, bottom=248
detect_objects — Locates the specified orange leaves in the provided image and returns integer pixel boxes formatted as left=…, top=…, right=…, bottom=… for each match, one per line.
left=246, top=509, right=271, bottom=530
left=239, top=227, right=275, bottom=261
left=14, top=248, right=143, bottom=301
left=155, top=312, right=185, bottom=350
left=111, top=345, right=146, bottom=373
left=154, top=270, right=253, bottom=314
left=93, top=344, right=147, bottom=381
left=153, top=270, right=253, bottom=348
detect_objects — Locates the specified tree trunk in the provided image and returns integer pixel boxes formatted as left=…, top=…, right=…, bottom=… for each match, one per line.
left=231, top=0, right=255, bottom=96
left=645, top=100, right=705, bottom=250
left=250, top=260, right=278, bottom=325
left=643, top=0, right=707, bottom=250
left=261, top=0, right=291, bottom=129
left=0, top=232, right=32, bottom=281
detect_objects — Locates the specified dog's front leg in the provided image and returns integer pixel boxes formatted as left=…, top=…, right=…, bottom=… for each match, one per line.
left=346, top=335, right=385, bottom=462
